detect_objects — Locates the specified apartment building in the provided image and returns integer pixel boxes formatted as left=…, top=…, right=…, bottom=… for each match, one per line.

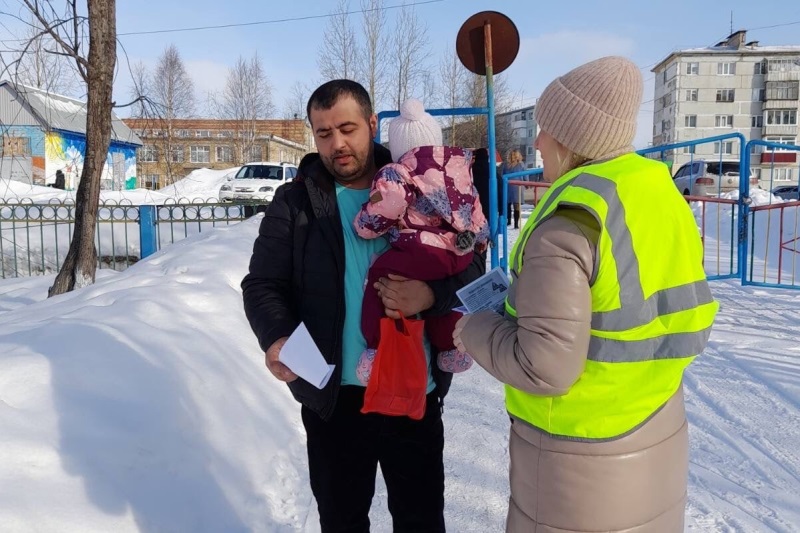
left=652, top=30, right=800, bottom=186
left=441, top=104, right=540, bottom=168
left=122, top=118, right=314, bottom=189
left=499, top=105, right=540, bottom=169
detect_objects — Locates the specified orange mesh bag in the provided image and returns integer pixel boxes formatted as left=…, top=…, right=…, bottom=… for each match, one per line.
left=361, top=314, right=427, bottom=420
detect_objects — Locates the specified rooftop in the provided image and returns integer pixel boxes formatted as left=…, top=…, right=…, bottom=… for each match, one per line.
left=652, top=30, right=800, bottom=72
left=0, top=81, right=141, bottom=146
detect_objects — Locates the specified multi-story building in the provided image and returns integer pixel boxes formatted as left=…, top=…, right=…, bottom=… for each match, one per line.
left=441, top=104, right=540, bottom=169
left=652, top=30, right=800, bottom=186
left=122, top=118, right=314, bottom=189
left=498, top=104, right=539, bottom=169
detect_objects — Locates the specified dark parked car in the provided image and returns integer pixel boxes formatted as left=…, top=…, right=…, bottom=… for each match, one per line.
left=771, top=184, right=799, bottom=201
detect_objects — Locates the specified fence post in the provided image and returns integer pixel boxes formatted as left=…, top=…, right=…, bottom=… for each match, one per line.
left=139, top=205, right=158, bottom=259
left=740, top=142, right=751, bottom=285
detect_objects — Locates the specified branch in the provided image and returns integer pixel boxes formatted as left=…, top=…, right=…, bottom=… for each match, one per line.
left=21, top=0, right=88, bottom=81
left=113, top=95, right=154, bottom=109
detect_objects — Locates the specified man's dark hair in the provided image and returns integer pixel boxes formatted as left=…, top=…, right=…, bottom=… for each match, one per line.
left=306, top=79, right=373, bottom=125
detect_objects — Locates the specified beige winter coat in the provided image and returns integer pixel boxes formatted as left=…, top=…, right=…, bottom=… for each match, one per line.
left=460, top=209, right=688, bottom=532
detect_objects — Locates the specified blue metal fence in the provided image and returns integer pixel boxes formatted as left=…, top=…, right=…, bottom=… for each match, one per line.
left=742, top=139, right=800, bottom=289
left=498, top=133, right=763, bottom=286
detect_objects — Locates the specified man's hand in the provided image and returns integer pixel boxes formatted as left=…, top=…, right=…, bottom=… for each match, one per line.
left=452, top=314, right=470, bottom=353
left=374, top=274, right=435, bottom=319
left=265, top=337, right=298, bottom=382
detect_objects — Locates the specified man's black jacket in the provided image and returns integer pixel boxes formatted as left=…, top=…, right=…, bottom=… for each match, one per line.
left=241, top=143, right=486, bottom=420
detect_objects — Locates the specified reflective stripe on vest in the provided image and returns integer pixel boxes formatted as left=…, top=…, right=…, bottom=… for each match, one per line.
left=504, top=154, right=718, bottom=439
left=509, top=170, right=714, bottom=363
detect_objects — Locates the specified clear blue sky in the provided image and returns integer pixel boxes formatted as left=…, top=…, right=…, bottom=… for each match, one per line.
left=5, top=0, right=800, bottom=147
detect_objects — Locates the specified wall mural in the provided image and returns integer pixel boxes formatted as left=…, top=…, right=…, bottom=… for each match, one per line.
left=45, top=131, right=137, bottom=190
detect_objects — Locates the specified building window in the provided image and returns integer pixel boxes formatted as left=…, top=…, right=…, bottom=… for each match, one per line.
left=686, top=62, right=699, bottom=75
left=527, top=128, right=533, bottom=138
left=526, top=146, right=533, bottom=155
left=2, top=136, right=31, bottom=156
left=142, top=174, right=159, bottom=189
left=685, top=89, right=698, bottom=101
left=682, top=145, right=696, bottom=154
left=752, top=88, right=766, bottom=102
left=764, top=136, right=797, bottom=151
left=684, top=115, right=697, bottom=128
left=766, top=81, right=799, bottom=100
left=176, top=129, right=189, bottom=138
left=217, top=130, right=233, bottom=138
left=661, top=119, right=671, bottom=131
left=216, top=145, right=233, bottom=163
left=754, top=60, right=768, bottom=75
left=716, top=89, right=735, bottom=102
left=195, top=130, right=212, bottom=138
left=751, top=116, right=764, bottom=128
left=528, top=111, right=534, bottom=120
left=715, top=115, right=734, bottom=128
left=769, top=168, right=795, bottom=181
left=717, top=62, right=736, bottom=75
left=714, top=141, right=734, bottom=155
left=248, top=145, right=263, bottom=161
left=190, top=145, right=210, bottom=163
left=661, top=93, right=672, bottom=107
left=768, top=58, right=800, bottom=73
left=169, top=145, right=184, bottom=163
left=140, top=144, right=158, bottom=163
left=766, top=109, right=797, bottom=125
left=663, top=70, right=667, bottom=83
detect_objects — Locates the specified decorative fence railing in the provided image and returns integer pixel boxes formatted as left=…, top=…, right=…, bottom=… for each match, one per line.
left=0, top=198, right=254, bottom=279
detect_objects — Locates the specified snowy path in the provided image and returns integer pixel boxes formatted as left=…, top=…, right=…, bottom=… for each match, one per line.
left=684, top=282, right=800, bottom=532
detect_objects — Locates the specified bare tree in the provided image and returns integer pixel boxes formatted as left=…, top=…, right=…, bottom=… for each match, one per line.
left=9, top=15, right=82, bottom=96
left=12, top=0, right=118, bottom=296
left=449, top=72, right=516, bottom=154
left=437, top=48, right=468, bottom=145
left=128, top=59, right=150, bottom=119
left=420, top=71, right=436, bottom=109
left=151, top=44, right=194, bottom=120
left=283, top=81, right=309, bottom=120
left=211, top=53, right=274, bottom=165
left=317, top=0, right=358, bottom=80
left=357, top=0, right=387, bottom=110
left=389, top=5, right=429, bottom=109
left=147, top=44, right=194, bottom=183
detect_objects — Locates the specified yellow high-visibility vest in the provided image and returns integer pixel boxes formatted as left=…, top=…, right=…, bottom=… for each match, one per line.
left=505, top=153, right=718, bottom=440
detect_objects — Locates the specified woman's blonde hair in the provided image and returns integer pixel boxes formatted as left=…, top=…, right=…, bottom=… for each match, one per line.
left=554, top=145, right=589, bottom=179
left=508, top=150, right=524, bottom=166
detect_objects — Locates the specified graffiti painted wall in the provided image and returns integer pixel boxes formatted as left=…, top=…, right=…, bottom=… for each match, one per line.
left=44, top=130, right=138, bottom=190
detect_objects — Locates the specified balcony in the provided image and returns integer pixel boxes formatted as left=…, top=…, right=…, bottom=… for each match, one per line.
left=764, top=124, right=798, bottom=137
left=761, top=152, right=797, bottom=164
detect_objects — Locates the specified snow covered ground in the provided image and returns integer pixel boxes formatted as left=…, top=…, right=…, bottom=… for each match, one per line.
left=1, top=209, right=799, bottom=532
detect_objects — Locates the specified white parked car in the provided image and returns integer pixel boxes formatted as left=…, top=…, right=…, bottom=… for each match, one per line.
left=672, top=159, right=759, bottom=197
left=219, top=162, right=298, bottom=203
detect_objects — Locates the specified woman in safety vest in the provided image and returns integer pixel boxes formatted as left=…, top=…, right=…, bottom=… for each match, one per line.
left=453, top=56, right=717, bottom=532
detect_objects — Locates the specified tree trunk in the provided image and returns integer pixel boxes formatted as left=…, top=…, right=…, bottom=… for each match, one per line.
left=49, top=0, right=116, bottom=297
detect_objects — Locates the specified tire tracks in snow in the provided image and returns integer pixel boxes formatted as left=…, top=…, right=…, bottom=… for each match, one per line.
left=683, top=281, right=800, bottom=532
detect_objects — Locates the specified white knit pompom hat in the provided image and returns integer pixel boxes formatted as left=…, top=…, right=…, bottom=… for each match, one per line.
left=388, top=99, right=443, bottom=162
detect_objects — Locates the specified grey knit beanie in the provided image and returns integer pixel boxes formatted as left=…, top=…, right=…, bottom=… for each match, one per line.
left=388, top=99, right=443, bottom=162
left=535, top=56, right=642, bottom=160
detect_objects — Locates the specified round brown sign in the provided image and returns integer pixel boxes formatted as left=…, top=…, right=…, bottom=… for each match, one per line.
left=456, top=11, right=519, bottom=76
